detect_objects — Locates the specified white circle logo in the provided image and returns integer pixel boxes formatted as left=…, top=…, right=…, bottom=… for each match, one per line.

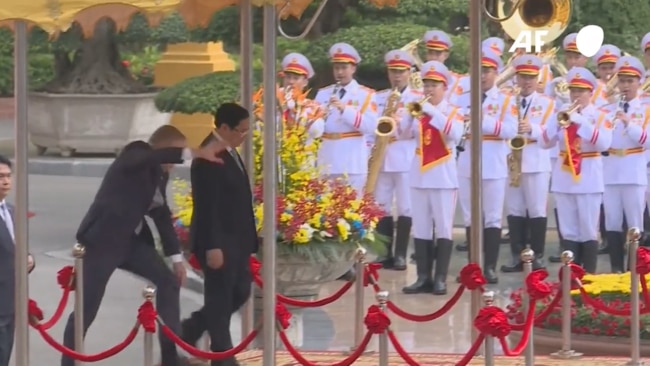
left=575, top=25, right=604, bottom=57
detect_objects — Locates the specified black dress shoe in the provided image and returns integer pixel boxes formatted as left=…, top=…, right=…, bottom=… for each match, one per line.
left=484, top=268, right=498, bottom=284
left=500, top=261, right=523, bottom=273
left=181, top=316, right=204, bottom=347
left=392, top=256, right=407, bottom=271
left=455, top=241, right=468, bottom=252
left=548, top=255, right=561, bottom=263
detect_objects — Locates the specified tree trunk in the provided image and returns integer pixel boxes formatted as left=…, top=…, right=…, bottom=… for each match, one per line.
left=42, top=19, right=147, bottom=94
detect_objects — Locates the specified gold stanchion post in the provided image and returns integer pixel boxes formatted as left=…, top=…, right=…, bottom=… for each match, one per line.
left=521, top=248, right=535, bottom=366
left=627, top=228, right=643, bottom=366
left=72, top=243, right=86, bottom=366
left=550, top=250, right=582, bottom=359
left=482, top=291, right=495, bottom=366
left=142, top=286, right=156, bottom=366
left=376, top=291, right=389, bottom=366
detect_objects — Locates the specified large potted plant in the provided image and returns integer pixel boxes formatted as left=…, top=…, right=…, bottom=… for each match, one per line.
left=27, top=18, right=169, bottom=157
left=507, top=272, right=650, bottom=356
left=172, top=85, right=386, bottom=296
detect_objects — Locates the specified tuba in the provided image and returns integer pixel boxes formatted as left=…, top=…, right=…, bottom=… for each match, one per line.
left=401, top=39, right=424, bottom=90
left=365, top=88, right=399, bottom=194
left=507, top=90, right=526, bottom=187
left=495, top=0, right=572, bottom=94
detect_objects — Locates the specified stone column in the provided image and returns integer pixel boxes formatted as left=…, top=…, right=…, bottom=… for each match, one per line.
left=154, top=42, right=235, bottom=147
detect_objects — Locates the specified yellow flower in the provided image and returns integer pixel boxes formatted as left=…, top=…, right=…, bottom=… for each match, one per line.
left=307, top=213, right=322, bottom=228
left=280, top=212, right=292, bottom=223
left=293, top=224, right=315, bottom=244
left=336, top=219, right=350, bottom=241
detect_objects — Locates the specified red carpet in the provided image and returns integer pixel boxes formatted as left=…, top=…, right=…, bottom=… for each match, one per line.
left=189, top=350, right=631, bottom=365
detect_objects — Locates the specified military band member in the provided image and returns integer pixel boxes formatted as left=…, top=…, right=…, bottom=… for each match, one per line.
left=591, top=45, right=622, bottom=107
left=540, top=67, right=613, bottom=273
left=280, top=52, right=324, bottom=141
left=600, top=56, right=650, bottom=273
left=400, top=61, right=464, bottom=295
left=456, top=48, right=518, bottom=284
left=422, top=30, right=463, bottom=99
left=372, top=50, right=421, bottom=270
left=546, top=32, right=590, bottom=263
left=642, top=33, right=650, bottom=78
left=501, top=55, right=555, bottom=273
left=314, top=42, right=377, bottom=196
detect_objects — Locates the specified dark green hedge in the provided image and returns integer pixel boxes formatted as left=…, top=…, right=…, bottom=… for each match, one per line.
left=155, top=24, right=470, bottom=114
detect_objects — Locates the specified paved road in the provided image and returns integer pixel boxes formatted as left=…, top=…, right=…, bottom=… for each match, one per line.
left=7, top=175, right=243, bottom=365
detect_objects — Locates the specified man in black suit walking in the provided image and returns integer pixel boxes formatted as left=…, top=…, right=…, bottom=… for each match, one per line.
left=0, top=155, right=34, bottom=366
left=61, top=125, right=227, bottom=366
left=181, top=103, right=257, bottom=366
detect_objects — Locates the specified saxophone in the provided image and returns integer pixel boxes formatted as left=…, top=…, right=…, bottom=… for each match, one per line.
left=365, top=87, right=399, bottom=194
left=507, top=91, right=526, bottom=187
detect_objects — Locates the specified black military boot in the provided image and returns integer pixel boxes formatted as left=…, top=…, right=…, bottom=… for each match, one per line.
left=456, top=226, right=471, bottom=252
left=581, top=240, right=599, bottom=274
left=402, top=238, right=434, bottom=294
left=432, top=238, right=453, bottom=295
left=393, top=216, right=411, bottom=271
left=501, top=215, right=527, bottom=273
left=607, top=231, right=625, bottom=273
left=598, top=205, right=609, bottom=254
left=528, top=217, right=547, bottom=269
left=483, top=227, right=501, bottom=284
left=410, top=220, right=435, bottom=262
left=373, top=216, right=395, bottom=269
left=549, top=208, right=564, bottom=263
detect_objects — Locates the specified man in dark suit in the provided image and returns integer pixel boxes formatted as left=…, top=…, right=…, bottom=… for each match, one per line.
left=60, top=126, right=227, bottom=366
left=0, top=155, right=35, bottom=366
left=181, top=103, right=257, bottom=366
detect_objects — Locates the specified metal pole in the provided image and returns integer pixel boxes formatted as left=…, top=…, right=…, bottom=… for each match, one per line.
left=13, top=19, right=30, bottom=366
left=142, top=286, right=156, bottom=366
left=482, top=291, right=495, bottom=366
left=627, top=228, right=643, bottom=366
left=521, top=248, right=535, bottom=366
left=239, top=0, right=255, bottom=347
left=352, top=247, right=366, bottom=348
left=261, top=4, right=278, bottom=365
left=468, top=0, right=484, bottom=347
left=376, top=291, right=389, bottom=366
left=72, top=244, right=86, bottom=366
left=550, top=250, right=582, bottom=359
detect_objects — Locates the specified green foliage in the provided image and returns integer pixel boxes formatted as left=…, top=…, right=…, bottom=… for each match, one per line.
left=276, top=23, right=469, bottom=89
left=154, top=70, right=262, bottom=114
left=121, top=46, right=162, bottom=86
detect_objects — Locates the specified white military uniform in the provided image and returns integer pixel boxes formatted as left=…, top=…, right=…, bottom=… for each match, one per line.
left=456, top=48, right=518, bottom=283
left=540, top=67, right=613, bottom=273
left=400, top=61, right=464, bottom=296
left=314, top=43, right=377, bottom=195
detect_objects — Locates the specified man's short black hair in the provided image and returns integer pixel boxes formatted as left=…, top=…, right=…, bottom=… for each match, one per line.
left=0, top=154, right=12, bottom=169
left=214, top=103, right=250, bottom=129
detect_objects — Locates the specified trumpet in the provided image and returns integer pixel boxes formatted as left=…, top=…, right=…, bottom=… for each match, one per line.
left=557, top=101, right=581, bottom=127
left=457, top=115, right=471, bottom=152
left=642, top=77, right=650, bottom=93
left=407, top=95, right=430, bottom=118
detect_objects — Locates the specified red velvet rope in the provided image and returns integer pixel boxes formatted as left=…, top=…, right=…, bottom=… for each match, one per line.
left=369, top=263, right=486, bottom=322
left=509, top=291, right=562, bottom=331
left=160, top=324, right=259, bottom=360
left=278, top=305, right=388, bottom=366
left=249, top=256, right=355, bottom=308
left=388, top=331, right=485, bottom=366
left=40, top=266, right=76, bottom=330
left=28, top=300, right=151, bottom=361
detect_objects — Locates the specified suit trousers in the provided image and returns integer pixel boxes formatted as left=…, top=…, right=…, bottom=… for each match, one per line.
left=203, top=254, right=251, bottom=360
left=459, top=178, right=507, bottom=228
left=604, top=184, right=646, bottom=231
left=61, top=239, right=181, bottom=366
left=506, top=172, right=551, bottom=218
left=375, top=172, right=411, bottom=216
left=410, top=188, right=457, bottom=240
left=554, top=192, right=602, bottom=242
left=323, top=173, right=367, bottom=198
left=0, top=315, right=14, bottom=366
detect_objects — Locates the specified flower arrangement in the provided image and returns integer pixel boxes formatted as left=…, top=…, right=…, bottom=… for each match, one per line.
left=506, top=273, right=650, bottom=339
left=172, top=85, right=387, bottom=261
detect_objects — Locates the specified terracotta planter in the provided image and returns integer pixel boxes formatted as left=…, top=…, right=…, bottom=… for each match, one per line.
left=509, top=328, right=650, bottom=356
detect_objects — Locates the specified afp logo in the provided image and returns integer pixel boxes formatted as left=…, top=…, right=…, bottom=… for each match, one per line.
left=508, top=25, right=605, bottom=57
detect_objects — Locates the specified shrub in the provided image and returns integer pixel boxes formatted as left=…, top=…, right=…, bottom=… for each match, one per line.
left=154, top=69, right=262, bottom=114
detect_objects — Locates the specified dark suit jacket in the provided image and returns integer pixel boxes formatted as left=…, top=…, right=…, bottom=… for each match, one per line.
left=0, top=204, right=15, bottom=316
left=76, top=141, right=183, bottom=257
left=190, top=135, right=258, bottom=264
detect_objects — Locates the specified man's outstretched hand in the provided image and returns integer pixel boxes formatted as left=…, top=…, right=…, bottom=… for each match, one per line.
left=191, top=139, right=229, bottom=163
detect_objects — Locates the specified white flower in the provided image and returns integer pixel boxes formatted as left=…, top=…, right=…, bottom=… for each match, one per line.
left=320, top=230, right=333, bottom=238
